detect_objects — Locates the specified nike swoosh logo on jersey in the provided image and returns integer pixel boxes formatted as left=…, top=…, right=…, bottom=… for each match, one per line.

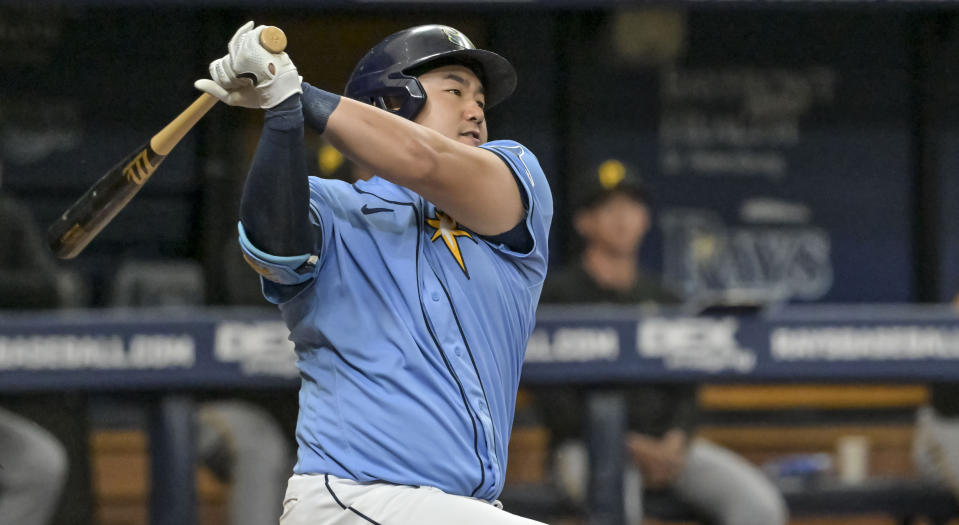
left=361, top=205, right=394, bottom=215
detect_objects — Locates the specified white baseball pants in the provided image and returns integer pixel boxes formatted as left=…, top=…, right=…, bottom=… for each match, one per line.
left=279, top=473, right=549, bottom=525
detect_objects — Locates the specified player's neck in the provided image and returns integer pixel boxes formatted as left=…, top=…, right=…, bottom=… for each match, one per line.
left=580, top=246, right=638, bottom=292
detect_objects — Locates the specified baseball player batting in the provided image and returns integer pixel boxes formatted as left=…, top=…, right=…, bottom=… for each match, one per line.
left=195, top=22, right=553, bottom=524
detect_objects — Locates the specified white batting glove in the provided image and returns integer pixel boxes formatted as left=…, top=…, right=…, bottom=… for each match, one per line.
left=204, top=21, right=255, bottom=90
left=194, top=78, right=264, bottom=109
left=209, top=21, right=302, bottom=109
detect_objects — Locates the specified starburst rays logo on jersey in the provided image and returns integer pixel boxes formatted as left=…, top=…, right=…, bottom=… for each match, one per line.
left=426, top=210, right=476, bottom=278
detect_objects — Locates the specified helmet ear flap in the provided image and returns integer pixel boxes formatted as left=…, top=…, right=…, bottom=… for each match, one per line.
left=400, top=77, right=427, bottom=119
left=366, top=77, right=427, bottom=120
left=350, top=77, right=425, bottom=119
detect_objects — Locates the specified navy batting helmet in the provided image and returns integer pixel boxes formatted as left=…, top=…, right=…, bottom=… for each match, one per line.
left=345, top=25, right=517, bottom=120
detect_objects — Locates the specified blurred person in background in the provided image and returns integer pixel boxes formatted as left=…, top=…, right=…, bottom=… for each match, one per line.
left=913, top=383, right=959, bottom=499
left=537, top=160, right=787, bottom=525
left=0, top=159, right=87, bottom=525
left=0, top=406, right=68, bottom=525
left=194, top=399, right=295, bottom=525
left=913, top=297, right=959, bottom=500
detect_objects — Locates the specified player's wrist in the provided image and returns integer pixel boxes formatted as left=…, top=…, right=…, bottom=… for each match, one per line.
left=301, top=82, right=341, bottom=134
left=265, top=94, right=303, bottom=130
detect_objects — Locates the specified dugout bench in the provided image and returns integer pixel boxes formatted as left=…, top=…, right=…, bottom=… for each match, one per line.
left=3, top=304, right=959, bottom=525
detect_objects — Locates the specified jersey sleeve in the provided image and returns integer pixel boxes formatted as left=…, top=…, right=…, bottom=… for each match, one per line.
left=480, top=140, right=553, bottom=279
left=245, top=176, right=355, bottom=304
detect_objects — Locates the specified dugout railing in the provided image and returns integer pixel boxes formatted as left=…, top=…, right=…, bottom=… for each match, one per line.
left=4, top=304, right=959, bottom=524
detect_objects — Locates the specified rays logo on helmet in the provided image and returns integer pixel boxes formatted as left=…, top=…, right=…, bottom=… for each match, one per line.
left=442, top=27, right=473, bottom=49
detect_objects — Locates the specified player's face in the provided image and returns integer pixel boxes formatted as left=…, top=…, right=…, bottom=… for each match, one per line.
left=576, top=193, right=651, bottom=256
left=414, top=65, right=488, bottom=146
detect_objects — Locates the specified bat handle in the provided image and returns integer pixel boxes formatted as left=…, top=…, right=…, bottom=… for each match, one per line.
left=150, top=26, right=287, bottom=156
left=150, top=93, right=218, bottom=156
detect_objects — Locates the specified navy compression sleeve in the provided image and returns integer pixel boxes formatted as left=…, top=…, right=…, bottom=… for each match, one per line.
left=239, top=95, right=312, bottom=256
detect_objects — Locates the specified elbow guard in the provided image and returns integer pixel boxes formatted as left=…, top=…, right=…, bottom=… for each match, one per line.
left=238, top=222, right=317, bottom=285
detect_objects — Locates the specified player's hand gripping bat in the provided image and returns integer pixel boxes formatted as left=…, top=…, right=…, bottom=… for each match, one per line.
left=47, top=26, right=288, bottom=259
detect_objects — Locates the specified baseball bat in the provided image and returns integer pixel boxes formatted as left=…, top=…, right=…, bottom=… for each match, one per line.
left=47, top=26, right=288, bottom=259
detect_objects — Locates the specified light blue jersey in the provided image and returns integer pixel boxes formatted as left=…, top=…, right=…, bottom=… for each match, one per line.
left=243, top=140, right=552, bottom=501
